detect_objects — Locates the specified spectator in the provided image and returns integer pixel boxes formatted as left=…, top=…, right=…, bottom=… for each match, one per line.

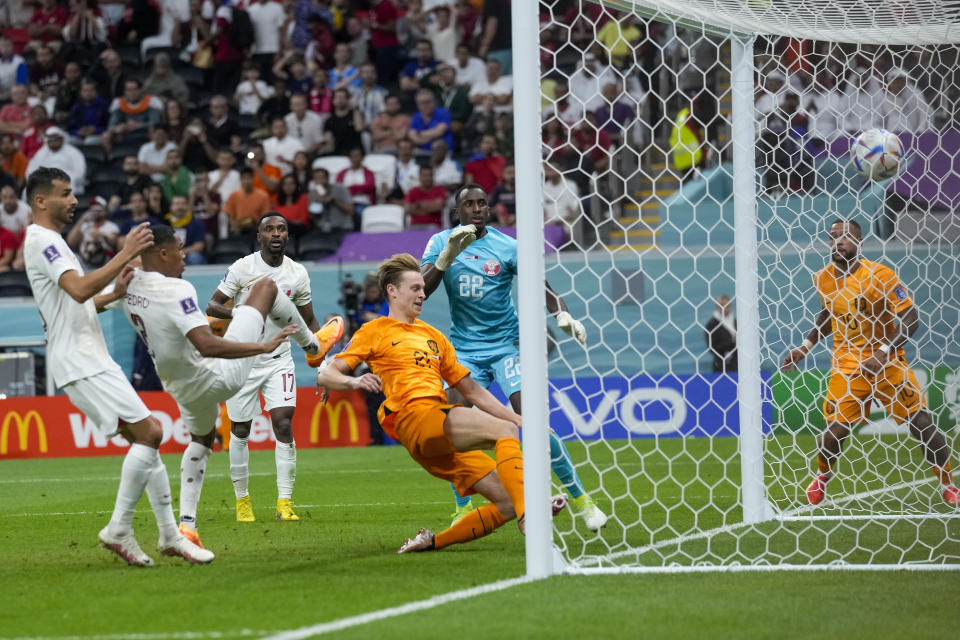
left=28, top=45, right=63, bottom=103
left=755, top=70, right=788, bottom=123
left=307, top=166, right=353, bottom=232
left=143, top=52, right=190, bottom=105
left=264, top=117, right=305, bottom=175
left=489, top=162, right=516, bottom=226
left=425, top=4, right=458, bottom=62
left=0, top=185, right=30, bottom=237
left=542, top=162, right=580, bottom=246
left=320, top=88, right=365, bottom=157
left=704, top=295, right=737, bottom=373
left=308, top=67, right=332, bottom=119
left=478, top=0, right=511, bottom=74
left=102, top=79, right=164, bottom=150
left=60, top=0, right=108, bottom=67
left=757, top=92, right=815, bottom=194
left=0, top=84, right=32, bottom=136
left=290, top=150, right=311, bottom=191
left=0, top=134, right=27, bottom=191
left=27, top=0, right=67, bottom=50
left=569, top=52, right=625, bottom=114
left=329, top=42, right=361, bottom=90
left=352, top=63, right=388, bottom=125
left=594, top=81, right=637, bottom=143
left=144, top=182, right=167, bottom=219
left=248, top=0, right=286, bottom=81
left=162, top=98, right=187, bottom=144
left=468, top=58, right=513, bottom=114
left=0, top=35, right=28, bottom=102
left=400, top=39, right=439, bottom=96
left=235, top=63, right=276, bottom=115
left=88, top=48, right=128, bottom=100
left=447, top=41, right=485, bottom=88
left=66, top=198, right=119, bottom=270
left=20, top=106, right=50, bottom=160
left=0, top=224, right=21, bottom=272
left=189, top=170, right=221, bottom=248
left=369, top=0, right=403, bottom=88
left=245, top=143, right=282, bottom=199
left=452, top=0, right=481, bottom=46
left=407, top=88, right=453, bottom=154
left=397, top=0, right=428, bottom=48
left=882, top=67, right=932, bottom=133
left=464, top=133, right=506, bottom=192
left=108, top=155, right=153, bottom=211
left=178, top=116, right=214, bottom=172
left=209, top=148, right=242, bottom=204
left=547, top=77, right=584, bottom=127
left=26, top=127, right=86, bottom=195
left=429, top=138, right=462, bottom=192
left=116, top=191, right=164, bottom=249
left=342, top=15, right=369, bottom=67
left=224, top=167, right=271, bottom=234
left=66, top=80, right=109, bottom=143
left=668, top=98, right=706, bottom=183
left=207, top=3, right=247, bottom=94
left=160, top=149, right=194, bottom=201
left=290, top=0, right=332, bottom=52
left=166, top=193, right=207, bottom=264
left=394, top=138, right=420, bottom=194
left=303, top=14, right=335, bottom=70
left=274, top=174, right=310, bottom=237
left=336, top=146, right=376, bottom=214
left=427, top=63, right=472, bottom=139
left=403, top=165, right=445, bottom=229
left=804, top=68, right=846, bottom=144
left=356, top=271, right=388, bottom=324
left=204, top=95, right=243, bottom=156
left=140, top=0, right=191, bottom=56
left=284, top=92, right=324, bottom=155
left=138, top=124, right=177, bottom=182
left=53, top=61, right=83, bottom=124
left=370, top=93, right=410, bottom=154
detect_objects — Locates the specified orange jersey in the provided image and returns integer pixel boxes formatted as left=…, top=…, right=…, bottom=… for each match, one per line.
left=814, top=258, right=913, bottom=374
left=336, top=316, right=471, bottom=417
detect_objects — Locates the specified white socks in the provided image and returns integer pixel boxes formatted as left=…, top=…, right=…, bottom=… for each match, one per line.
left=269, top=292, right=319, bottom=353
left=108, top=443, right=156, bottom=537
left=275, top=440, right=296, bottom=500
left=179, top=442, right=211, bottom=527
left=230, top=435, right=250, bottom=499
left=144, top=456, right=179, bottom=542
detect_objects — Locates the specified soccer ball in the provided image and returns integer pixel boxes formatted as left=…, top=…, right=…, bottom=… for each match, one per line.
left=851, top=129, right=904, bottom=181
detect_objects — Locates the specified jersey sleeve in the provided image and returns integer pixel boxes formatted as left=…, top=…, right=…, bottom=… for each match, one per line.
left=877, top=265, right=913, bottom=313
left=437, top=330, right=470, bottom=387
left=171, top=281, right=211, bottom=336
left=37, top=235, right=78, bottom=286
left=335, top=323, right=375, bottom=370
left=290, top=264, right=312, bottom=307
left=813, top=270, right=827, bottom=308
left=216, top=258, right=244, bottom=298
left=421, top=231, right=444, bottom=266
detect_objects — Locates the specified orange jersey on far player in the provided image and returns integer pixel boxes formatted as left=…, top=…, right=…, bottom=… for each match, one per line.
left=335, top=316, right=471, bottom=422
left=814, top=258, right=914, bottom=374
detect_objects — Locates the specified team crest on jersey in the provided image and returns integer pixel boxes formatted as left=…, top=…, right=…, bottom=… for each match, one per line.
left=180, top=297, right=199, bottom=314
left=427, top=339, right=439, bottom=354
left=42, top=244, right=61, bottom=263
left=483, top=259, right=501, bottom=276
left=894, top=285, right=908, bottom=301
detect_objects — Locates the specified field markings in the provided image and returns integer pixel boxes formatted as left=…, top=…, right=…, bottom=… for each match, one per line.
left=0, top=468, right=421, bottom=484
left=2, top=501, right=449, bottom=519
left=0, top=632, right=271, bottom=640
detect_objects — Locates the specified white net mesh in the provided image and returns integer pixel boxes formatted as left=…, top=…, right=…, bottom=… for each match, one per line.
left=536, top=0, right=960, bottom=570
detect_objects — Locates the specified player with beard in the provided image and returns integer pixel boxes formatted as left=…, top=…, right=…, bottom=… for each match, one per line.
left=420, top=184, right=609, bottom=530
left=783, top=219, right=959, bottom=505
left=206, top=213, right=344, bottom=525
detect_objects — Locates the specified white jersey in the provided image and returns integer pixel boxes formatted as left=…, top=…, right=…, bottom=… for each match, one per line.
left=23, top=223, right=120, bottom=386
left=121, top=269, right=214, bottom=404
left=216, top=252, right=312, bottom=366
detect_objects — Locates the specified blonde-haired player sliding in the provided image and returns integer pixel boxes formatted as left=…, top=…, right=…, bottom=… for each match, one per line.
left=316, top=253, right=564, bottom=552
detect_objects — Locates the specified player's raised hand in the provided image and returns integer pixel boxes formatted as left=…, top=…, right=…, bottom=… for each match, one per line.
left=261, top=325, right=297, bottom=353
left=121, top=222, right=154, bottom=258
left=352, top=372, right=382, bottom=393
left=781, top=347, right=808, bottom=372
left=435, top=224, right=477, bottom=271
left=113, top=263, right=137, bottom=297
left=556, top=311, right=587, bottom=347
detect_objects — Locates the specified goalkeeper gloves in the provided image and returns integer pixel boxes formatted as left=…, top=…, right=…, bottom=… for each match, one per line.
left=435, top=224, right=478, bottom=271
left=556, top=311, right=587, bottom=347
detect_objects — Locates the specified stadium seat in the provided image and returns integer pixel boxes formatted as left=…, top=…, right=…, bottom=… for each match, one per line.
left=107, top=142, right=142, bottom=162
left=178, top=67, right=207, bottom=91
left=116, top=45, right=141, bottom=69
left=311, top=155, right=350, bottom=178
left=297, top=235, right=341, bottom=261
left=92, top=166, right=126, bottom=185
left=363, top=154, right=398, bottom=192
left=360, top=205, right=405, bottom=233
left=0, top=271, right=31, bottom=297
left=142, top=46, right=181, bottom=67
left=211, top=237, right=253, bottom=264
left=79, top=143, right=104, bottom=164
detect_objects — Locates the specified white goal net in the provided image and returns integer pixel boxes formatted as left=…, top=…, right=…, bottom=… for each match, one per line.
left=519, top=0, right=960, bottom=572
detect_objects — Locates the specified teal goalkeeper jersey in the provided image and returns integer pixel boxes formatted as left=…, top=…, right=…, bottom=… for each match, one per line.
left=422, top=226, right=520, bottom=357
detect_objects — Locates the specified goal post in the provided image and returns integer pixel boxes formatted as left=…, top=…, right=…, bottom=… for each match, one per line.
left=516, top=0, right=960, bottom=576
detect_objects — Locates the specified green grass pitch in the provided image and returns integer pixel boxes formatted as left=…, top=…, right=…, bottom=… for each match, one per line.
left=1, top=441, right=958, bottom=639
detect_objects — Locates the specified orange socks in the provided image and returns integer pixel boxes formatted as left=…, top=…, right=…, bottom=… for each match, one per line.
left=933, top=462, right=954, bottom=486
left=494, top=437, right=525, bottom=519
left=817, top=455, right=832, bottom=476
left=434, top=504, right=508, bottom=549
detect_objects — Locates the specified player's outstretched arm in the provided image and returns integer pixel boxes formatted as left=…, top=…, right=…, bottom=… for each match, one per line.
left=782, top=307, right=832, bottom=371
left=58, top=223, right=154, bottom=303
left=545, top=280, right=587, bottom=347
left=186, top=324, right=296, bottom=359
left=452, top=375, right=522, bottom=427
left=93, top=263, right=135, bottom=313
left=206, top=289, right=235, bottom=319
left=315, top=358, right=382, bottom=393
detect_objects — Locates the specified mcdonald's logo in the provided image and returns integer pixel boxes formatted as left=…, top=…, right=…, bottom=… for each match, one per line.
left=310, top=400, right=360, bottom=444
left=0, top=410, right=48, bottom=455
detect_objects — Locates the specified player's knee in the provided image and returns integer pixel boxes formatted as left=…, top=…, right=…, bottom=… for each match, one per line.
left=232, top=421, right=251, bottom=439
left=496, top=499, right=516, bottom=520
left=498, top=421, right=519, bottom=440
left=144, top=417, right=163, bottom=448
left=251, top=277, right=278, bottom=298
left=272, top=419, right=293, bottom=442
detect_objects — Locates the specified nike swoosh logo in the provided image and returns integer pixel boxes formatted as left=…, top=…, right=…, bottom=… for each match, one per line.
left=392, top=341, right=402, bottom=346
left=283, top=396, right=294, bottom=402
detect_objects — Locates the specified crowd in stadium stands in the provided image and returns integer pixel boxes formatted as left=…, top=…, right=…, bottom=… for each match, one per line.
left=0, top=1, right=955, bottom=273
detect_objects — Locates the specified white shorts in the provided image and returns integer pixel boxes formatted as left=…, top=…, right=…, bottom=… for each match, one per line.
left=63, top=368, right=152, bottom=438
left=177, top=305, right=267, bottom=436
left=226, top=356, right=297, bottom=422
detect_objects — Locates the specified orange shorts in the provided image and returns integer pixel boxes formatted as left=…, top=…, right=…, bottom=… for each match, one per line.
left=823, top=356, right=926, bottom=425
left=383, top=399, right=496, bottom=496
